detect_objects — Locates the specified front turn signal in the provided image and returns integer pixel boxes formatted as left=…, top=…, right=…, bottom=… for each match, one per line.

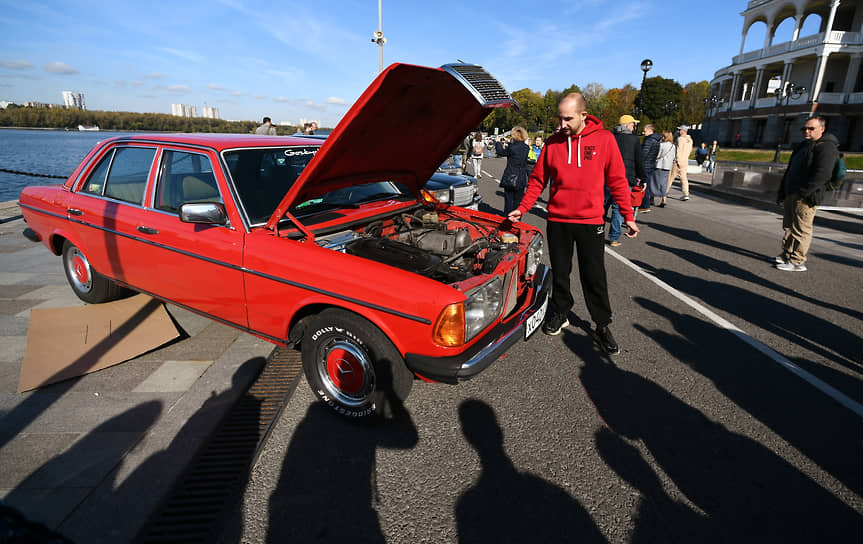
left=433, top=303, right=465, bottom=347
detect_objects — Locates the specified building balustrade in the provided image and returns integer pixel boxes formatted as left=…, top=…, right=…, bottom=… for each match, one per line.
left=849, top=92, right=863, bottom=103
left=732, top=100, right=751, bottom=111
left=755, top=96, right=777, bottom=108
left=816, top=92, right=845, bottom=104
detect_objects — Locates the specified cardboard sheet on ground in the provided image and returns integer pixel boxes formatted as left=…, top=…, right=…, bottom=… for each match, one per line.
left=18, top=294, right=180, bottom=392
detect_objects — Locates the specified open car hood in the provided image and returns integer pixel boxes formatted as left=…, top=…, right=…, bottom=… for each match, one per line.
left=266, top=63, right=516, bottom=230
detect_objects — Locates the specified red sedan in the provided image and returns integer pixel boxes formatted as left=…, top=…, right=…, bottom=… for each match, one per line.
left=19, top=63, right=550, bottom=420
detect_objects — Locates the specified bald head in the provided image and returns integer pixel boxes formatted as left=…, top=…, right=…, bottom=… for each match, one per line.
left=558, top=92, right=587, bottom=136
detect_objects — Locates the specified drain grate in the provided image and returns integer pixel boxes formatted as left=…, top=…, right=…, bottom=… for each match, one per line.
left=135, top=347, right=303, bottom=543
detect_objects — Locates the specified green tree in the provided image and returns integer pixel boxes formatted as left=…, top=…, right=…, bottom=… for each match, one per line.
left=638, top=76, right=684, bottom=131
left=682, top=80, right=710, bottom=125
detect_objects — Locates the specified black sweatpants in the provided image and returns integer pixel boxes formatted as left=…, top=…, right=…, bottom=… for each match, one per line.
left=546, top=220, right=612, bottom=327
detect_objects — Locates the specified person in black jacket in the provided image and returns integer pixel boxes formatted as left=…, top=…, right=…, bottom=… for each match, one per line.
left=774, top=115, right=839, bottom=272
left=606, top=115, right=646, bottom=246
left=639, top=124, right=661, bottom=211
left=495, top=126, right=531, bottom=216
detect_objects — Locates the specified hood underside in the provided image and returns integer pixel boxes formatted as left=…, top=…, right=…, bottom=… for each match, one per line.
left=266, top=63, right=516, bottom=230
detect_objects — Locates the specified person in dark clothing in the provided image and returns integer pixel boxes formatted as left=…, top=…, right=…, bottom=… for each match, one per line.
left=774, top=115, right=839, bottom=272
left=606, top=114, right=646, bottom=246
left=639, top=124, right=661, bottom=211
left=494, top=126, right=531, bottom=216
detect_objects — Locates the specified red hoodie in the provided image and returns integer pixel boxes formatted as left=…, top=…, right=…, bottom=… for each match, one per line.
left=517, top=115, right=634, bottom=224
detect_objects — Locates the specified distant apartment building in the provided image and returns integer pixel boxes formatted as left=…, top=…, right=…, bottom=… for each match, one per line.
left=703, top=0, right=863, bottom=150
left=24, top=102, right=62, bottom=109
left=202, top=106, right=220, bottom=119
left=62, top=91, right=86, bottom=110
left=171, top=103, right=197, bottom=117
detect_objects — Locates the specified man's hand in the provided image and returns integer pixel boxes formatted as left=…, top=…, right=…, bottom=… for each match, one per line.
left=623, top=220, right=639, bottom=238
left=507, top=210, right=523, bottom=223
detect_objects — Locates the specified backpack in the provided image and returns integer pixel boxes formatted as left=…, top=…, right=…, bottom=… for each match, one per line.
left=826, top=156, right=847, bottom=191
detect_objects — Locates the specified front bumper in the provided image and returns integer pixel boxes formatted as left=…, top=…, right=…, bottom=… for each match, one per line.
left=404, top=264, right=552, bottom=384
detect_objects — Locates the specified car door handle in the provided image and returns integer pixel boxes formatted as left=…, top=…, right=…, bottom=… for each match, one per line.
left=68, top=208, right=83, bottom=216
left=136, top=226, right=159, bottom=235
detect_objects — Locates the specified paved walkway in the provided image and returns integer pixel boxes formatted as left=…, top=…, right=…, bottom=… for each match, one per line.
left=0, top=207, right=274, bottom=542
left=0, top=169, right=860, bottom=542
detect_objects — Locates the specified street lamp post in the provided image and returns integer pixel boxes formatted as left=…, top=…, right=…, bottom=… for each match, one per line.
left=370, top=0, right=386, bottom=73
left=773, top=82, right=806, bottom=162
left=663, top=101, right=678, bottom=130
left=638, top=59, right=653, bottom=118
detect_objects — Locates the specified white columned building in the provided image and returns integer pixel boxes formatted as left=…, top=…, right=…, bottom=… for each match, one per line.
left=704, top=0, right=863, bottom=151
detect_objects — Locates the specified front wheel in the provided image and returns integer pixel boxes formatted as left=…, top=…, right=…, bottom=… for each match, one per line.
left=62, top=240, right=126, bottom=303
left=302, top=308, right=413, bottom=420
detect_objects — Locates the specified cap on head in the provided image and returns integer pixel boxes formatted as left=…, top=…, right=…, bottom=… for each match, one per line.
left=677, top=125, right=689, bottom=131
left=619, top=114, right=639, bottom=125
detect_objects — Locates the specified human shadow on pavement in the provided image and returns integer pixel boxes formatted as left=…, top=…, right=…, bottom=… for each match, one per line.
left=455, top=399, right=607, bottom=543
left=4, top=400, right=163, bottom=534
left=632, top=296, right=863, bottom=496
left=264, top=398, right=418, bottom=543
left=571, top=335, right=863, bottom=542
left=635, top=248, right=863, bottom=370
left=639, top=225, right=863, bottom=322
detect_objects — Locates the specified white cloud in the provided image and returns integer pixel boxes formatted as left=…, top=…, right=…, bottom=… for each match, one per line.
left=143, top=72, right=167, bottom=79
left=274, top=96, right=290, bottom=102
left=43, top=62, right=78, bottom=75
left=159, top=47, right=205, bottom=63
left=1, top=60, right=34, bottom=69
left=327, top=96, right=347, bottom=105
left=232, top=90, right=245, bottom=96
left=208, top=83, right=225, bottom=91
left=167, top=84, right=190, bottom=92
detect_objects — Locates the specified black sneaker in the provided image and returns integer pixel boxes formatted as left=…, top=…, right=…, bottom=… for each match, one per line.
left=542, top=312, right=569, bottom=336
left=594, top=325, right=620, bottom=354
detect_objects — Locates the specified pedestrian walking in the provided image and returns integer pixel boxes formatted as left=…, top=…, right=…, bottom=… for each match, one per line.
left=470, top=133, right=484, bottom=179
left=507, top=93, right=639, bottom=354
left=667, top=125, right=693, bottom=200
left=494, top=127, right=531, bottom=216
left=607, top=114, right=646, bottom=246
left=639, top=123, right=661, bottom=212
left=774, top=115, right=839, bottom=272
left=707, top=139, right=719, bottom=173
left=255, top=117, right=277, bottom=135
left=651, top=131, right=675, bottom=207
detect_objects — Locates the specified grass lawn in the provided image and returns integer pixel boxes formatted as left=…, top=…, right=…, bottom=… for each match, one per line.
left=700, top=149, right=863, bottom=169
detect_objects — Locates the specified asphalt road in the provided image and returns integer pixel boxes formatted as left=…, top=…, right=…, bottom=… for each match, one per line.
left=222, top=157, right=863, bottom=543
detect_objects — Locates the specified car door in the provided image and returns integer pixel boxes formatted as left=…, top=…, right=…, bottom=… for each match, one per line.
left=68, top=144, right=159, bottom=285
left=129, top=146, right=247, bottom=328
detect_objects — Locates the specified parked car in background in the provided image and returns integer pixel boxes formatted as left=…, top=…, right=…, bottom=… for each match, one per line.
left=19, top=62, right=550, bottom=421
left=425, top=169, right=481, bottom=209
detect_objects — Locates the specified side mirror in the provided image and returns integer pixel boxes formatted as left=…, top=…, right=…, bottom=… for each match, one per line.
left=179, top=202, right=228, bottom=225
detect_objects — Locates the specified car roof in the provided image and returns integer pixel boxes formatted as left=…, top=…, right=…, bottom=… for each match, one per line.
left=102, top=133, right=316, bottom=151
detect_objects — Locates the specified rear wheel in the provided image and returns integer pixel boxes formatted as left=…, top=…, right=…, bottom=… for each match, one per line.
left=302, top=308, right=413, bottom=420
left=62, top=240, right=125, bottom=303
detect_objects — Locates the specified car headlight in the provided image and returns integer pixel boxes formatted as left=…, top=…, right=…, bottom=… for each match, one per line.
left=433, top=188, right=451, bottom=203
left=464, top=276, right=503, bottom=340
left=525, top=233, right=544, bottom=277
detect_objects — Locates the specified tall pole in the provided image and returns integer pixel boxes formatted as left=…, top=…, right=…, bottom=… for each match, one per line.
left=371, top=0, right=386, bottom=73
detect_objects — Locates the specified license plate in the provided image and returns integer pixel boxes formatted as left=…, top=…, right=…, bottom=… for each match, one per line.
left=525, top=290, right=549, bottom=340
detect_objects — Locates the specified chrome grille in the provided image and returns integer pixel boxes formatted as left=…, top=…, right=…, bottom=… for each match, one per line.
left=441, top=64, right=517, bottom=108
left=452, top=185, right=475, bottom=207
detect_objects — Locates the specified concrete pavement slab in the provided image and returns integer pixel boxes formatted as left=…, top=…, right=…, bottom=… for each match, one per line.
left=132, top=360, right=214, bottom=393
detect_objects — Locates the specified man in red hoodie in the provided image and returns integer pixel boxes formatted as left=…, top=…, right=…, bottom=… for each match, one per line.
left=507, top=93, right=638, bottom=354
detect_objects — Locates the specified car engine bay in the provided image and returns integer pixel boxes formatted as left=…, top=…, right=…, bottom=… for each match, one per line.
left=315, top=210, right=522, bottom=283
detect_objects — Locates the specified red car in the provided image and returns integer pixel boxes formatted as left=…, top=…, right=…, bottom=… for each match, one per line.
left=19, top=63, right=550, bottom=419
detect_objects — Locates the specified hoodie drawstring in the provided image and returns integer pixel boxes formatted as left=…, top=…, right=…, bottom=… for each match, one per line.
left=567, top=135, right=582, bottom=167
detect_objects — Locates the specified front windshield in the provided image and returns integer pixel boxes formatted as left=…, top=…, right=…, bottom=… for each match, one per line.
left=223, top=146, right=318, bottom=225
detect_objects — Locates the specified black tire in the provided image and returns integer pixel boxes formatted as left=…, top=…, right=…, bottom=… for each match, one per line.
left=302, top=308, right=413, bottom=421
left=61, top=240, right=125, bottom=303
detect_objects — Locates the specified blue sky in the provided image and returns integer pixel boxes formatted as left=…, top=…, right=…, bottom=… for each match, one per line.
left=0, top=1, right=768, bottom=127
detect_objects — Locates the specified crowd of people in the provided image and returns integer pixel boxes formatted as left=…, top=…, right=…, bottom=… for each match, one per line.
left=478, top=94, right=838, bottom=354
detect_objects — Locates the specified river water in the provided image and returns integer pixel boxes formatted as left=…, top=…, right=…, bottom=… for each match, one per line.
left=0, top=128, right=137, bottom=202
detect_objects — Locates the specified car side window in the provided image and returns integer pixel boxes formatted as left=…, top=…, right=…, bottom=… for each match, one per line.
left=83, top=151, right=114, bottom=195
left=155, top=150, right=221, bottom=213
left=102, top=147, right=156, bottom=204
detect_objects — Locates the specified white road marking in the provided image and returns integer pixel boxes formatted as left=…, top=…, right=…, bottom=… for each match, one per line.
left=606, top=248, right=863, bottom=420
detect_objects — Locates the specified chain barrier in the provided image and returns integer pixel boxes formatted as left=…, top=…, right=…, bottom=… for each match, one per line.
left=0, top=168, right=69, bottom=179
